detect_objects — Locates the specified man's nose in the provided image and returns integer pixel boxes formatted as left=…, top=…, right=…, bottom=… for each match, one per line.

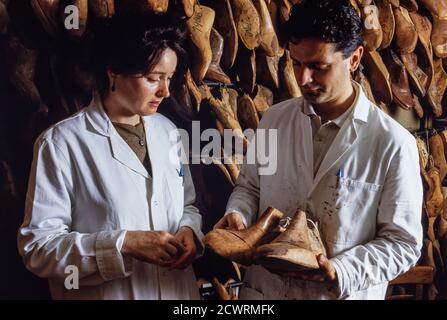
left=295, top=67, right=313, bottom=87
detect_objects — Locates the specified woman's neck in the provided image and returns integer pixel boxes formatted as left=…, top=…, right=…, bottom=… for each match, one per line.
left=102, top=93, right=140, bottom=126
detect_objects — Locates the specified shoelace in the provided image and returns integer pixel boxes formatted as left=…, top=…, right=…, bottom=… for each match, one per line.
left=279, top=216, right=323, bottom=241
left=279, top=217, right=292, bottom=229
left=306, top=219, right=319, bottom=232
left=306, top=219, right=323, bottom=242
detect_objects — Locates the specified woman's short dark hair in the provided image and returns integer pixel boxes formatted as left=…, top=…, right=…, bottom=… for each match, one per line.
left=91, top=13, right=188, bottom=93
left=281, top=0, right=363, bottom=58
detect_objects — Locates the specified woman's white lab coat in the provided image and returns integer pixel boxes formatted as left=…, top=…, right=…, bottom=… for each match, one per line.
left=226, top=83, right=423, bottom=300
left=18, top=95, right=203, bottom=299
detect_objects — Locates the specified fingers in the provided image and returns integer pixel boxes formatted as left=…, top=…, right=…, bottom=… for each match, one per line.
left=280, top=256, right=336, bottom=283
left=167, top=236, right=186, bottom=253
left=168, top=247, right=196, bottom=270
left=158, top=231, right=186, bottom=256
left=317, top=255, right=328, bottom=270
left=126, top=231, right=189, bottom=266
left=164, top=242, right=180, bottom=257
left=152, top=232, right=184, bottom=265
left=317, top=254, right=337, bottom=282
left=214, top=213, right=246, bottom=230
left=168, top=235, right=197, bottom=270
left=168, top=253, right=190, bottom=269
left=212, top=277, right=233, bottom=300
left=213, top=216, right=228, bottom=230
left=229, top=216, right=245, bottom=231
left=155, top=251, right=176, bottom=267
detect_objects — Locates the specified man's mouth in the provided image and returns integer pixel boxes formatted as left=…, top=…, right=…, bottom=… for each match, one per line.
left=302, top=90, right=321, bottom=96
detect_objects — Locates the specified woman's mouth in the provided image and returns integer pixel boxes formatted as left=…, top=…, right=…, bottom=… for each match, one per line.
left=149, top=101, right=161, bottom=108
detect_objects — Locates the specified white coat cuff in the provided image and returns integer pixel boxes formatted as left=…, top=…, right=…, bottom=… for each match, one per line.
left=330, top=256, right=351, bottom=299
left=96, top=230, right=133, bottom=281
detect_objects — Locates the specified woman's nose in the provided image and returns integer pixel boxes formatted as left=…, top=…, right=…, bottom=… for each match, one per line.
left=156, top=80, right=170, bottom=98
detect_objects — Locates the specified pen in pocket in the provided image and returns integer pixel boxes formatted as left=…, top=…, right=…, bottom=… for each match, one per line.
left=176, top=166, right=185, bottom=186
left=336, top=168, right=344, bottom=188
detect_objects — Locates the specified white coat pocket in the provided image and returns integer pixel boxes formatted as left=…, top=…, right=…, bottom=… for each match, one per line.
left=163, top=171, right=184, bottom=230
left=319, top=174, right=383, bottom=246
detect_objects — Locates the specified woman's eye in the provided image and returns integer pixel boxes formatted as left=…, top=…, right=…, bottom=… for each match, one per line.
left=146, top=77, right=159, bottom=82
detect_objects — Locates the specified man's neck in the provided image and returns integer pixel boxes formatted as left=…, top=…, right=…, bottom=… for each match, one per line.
left=313, top=84, right=356, bottom=124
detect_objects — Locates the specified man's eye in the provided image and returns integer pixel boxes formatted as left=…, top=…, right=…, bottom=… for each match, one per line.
left=292, top=61, right=301, bottom=67
left=313, top=64, right=329, bottom=70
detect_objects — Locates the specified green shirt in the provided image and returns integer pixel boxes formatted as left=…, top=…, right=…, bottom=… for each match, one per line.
left=112, top=120, right=153, bottom=177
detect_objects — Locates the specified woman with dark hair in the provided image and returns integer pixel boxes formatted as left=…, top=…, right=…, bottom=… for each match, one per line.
left=17, top=14, right=203, bottom=300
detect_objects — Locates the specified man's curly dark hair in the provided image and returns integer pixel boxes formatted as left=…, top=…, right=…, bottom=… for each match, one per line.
left=281, top=0, right=363, bottom=58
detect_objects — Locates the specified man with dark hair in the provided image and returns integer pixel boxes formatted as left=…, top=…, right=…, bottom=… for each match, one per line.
left=214, top=0, right=423, bottom=299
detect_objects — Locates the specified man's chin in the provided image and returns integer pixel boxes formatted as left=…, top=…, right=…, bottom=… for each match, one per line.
left=302, top=92, right=323, bottom=103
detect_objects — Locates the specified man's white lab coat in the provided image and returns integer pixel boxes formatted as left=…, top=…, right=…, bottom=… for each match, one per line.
left=226, top=84, right=423, bottom=300
left=18, top=96, right=203, bottom=299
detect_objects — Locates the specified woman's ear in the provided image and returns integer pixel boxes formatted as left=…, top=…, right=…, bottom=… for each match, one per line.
left=106, top=69, right=117, bottom=92
left=350, top=46, right=364, bottom=72
left=106, top=69, right=116, bottom=83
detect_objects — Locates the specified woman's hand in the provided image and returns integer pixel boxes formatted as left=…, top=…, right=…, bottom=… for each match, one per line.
left=168, top=227, right=198, bottom=270
left=121, top=230, right=186, bottom=267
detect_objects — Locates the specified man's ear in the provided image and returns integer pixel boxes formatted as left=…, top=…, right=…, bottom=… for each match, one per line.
left=350, top=46, right=364, bottom=72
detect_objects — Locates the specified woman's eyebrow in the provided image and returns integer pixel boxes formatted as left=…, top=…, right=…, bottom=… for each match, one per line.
left=147, top=70, right=176, bottom=75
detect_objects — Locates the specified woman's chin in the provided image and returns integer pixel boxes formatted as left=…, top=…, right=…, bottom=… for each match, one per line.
left=141, top=106, right=159, bottom=116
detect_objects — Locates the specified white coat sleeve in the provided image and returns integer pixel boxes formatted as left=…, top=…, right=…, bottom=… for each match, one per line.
left=17, top=138, right=132, bottom=285
left=225, top=134, right=261, bottom=227
left=178, top=162, right=205, bottom=255
left=330, top=137, right=423, bottom=298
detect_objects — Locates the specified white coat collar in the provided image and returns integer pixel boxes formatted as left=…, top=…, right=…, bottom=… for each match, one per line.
left=301, top=80, right=369, bottom=125
left=85, top=92, right=112, bottom=137
left=85, top=92, right=152, bottom=179
left=308, top=82, right=372, bottom=195
left=351, top=80, right=370, bottom=123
